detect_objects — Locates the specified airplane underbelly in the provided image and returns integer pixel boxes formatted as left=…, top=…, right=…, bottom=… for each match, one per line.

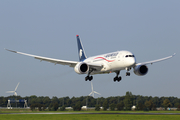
left=109, top=61, right=124, bottom=70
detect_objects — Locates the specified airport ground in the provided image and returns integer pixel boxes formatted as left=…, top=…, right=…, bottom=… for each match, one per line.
left=1, top=109, right=180, bottom=120
left=1, top=114, right=180, bottom=120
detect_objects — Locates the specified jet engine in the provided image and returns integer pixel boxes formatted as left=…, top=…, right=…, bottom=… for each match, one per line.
left=133, top=65, right=148, bottom=76
left=74, top=62, right=89, bottom=74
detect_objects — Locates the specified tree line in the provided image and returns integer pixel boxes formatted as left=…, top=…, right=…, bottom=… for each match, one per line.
left=0, top=91, right=180, bottom=111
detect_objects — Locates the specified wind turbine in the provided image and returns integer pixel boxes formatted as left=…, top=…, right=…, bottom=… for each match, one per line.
left=89, top=81, right=101, bottom=98
left=6, top=82, right=20, bottom=96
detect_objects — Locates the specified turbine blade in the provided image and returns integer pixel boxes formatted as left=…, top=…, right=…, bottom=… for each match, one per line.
left=14, top=92, right=17, bottom=96
left=6, top=91, right=14, bottom=93
left=94, top=91, right=101, bottom=95
left=89, top=92, right=93, bottom=96
left=15, top=82, right=20, bottom=91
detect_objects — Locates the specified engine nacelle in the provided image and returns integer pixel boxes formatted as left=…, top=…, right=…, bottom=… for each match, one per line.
left=74, top=62, right=89, bottom=74
left=133, top=65, right=148, bottom=76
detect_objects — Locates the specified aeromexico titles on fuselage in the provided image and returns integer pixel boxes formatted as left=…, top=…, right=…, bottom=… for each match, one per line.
left=93, top=52, right=118, bottom=62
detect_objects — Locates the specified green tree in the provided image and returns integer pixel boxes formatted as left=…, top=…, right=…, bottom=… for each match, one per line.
left=95, top=105, right=100, bottom=111
left=152, top=104, right=157, bottom=111
left=152, top=96, right=160, bottom=107
left=30, top=104, right=35, bottom=111
left=117, top=101, right=124, bottom=111
left=48, top=102, right=59, bottom=111
left=30, top=103, right=45, bottom=111
left=162, top=99, right=172, bottom=110
left=109, top=103, right=116, bottom=111
left=53, top=102, right=59, bottom=111
left=177, top=105, right=180, bottom=111
left=43, top=96, right=51, bottom=107
left=48, top=103, right=53, bottom=111
left=123, top=91, right=133, bottom=110
left=73, top=101, right=82, bottom=111
left=102, top=100, right=108, bottom=111
left=52, top=97, right=59, bottom=104
left=145, top=100, right=153, bottom=110
left=136, top=103, right=145, bottom=111
left=60, top=105, right=66, bottom=111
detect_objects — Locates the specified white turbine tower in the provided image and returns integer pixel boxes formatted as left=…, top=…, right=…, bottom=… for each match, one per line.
left=6, top=82, right=20, bottom=96
left=89, top=81, right=101, bottom=98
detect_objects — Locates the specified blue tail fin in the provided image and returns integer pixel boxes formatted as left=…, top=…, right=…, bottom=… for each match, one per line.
left=76, top=35, right=87, bottom=61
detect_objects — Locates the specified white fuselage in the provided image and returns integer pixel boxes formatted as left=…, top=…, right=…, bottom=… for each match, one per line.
left=83, top=50, right=136, bottom=75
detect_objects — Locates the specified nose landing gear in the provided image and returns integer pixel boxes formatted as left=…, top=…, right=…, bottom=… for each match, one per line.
left=126, top=72, right=130, bottom=76
left=126, top=67, right=131, bottom=76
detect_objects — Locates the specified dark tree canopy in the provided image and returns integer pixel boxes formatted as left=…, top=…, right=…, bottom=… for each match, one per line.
left=1, top=92, right=180, bottom=111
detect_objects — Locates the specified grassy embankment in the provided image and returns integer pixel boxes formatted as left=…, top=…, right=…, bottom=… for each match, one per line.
left=0, top=114, right=180, bottom=120
left=1, top=109, right=180, bottom=120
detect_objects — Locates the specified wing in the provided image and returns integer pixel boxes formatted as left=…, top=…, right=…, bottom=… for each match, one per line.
left=136, top=53, right=176, bottom=66
left=5, top=49, right=78, bottom=67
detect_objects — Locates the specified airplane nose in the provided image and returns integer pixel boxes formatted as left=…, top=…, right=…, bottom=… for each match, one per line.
left=130, top=58, right=136, bottom=66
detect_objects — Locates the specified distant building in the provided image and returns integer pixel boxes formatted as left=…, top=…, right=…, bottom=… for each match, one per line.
left=131, top=105, right=136, bottom=110
left=65, top=107, right=73, bottom=110
left=81, top=106, right=87, bottom=109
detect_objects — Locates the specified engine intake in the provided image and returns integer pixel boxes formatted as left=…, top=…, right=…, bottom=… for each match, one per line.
left=134, top=65, right=148, bottom=76
left=74, top=62, right=89, bottom=74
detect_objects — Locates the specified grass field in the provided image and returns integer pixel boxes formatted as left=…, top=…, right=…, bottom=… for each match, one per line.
left=0, top=114, right=180, bottom=120
left=1, top=109, right=180, bottom=120
left=1, top=109, right=180, bottom=113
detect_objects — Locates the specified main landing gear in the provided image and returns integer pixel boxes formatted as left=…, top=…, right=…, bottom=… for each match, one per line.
left=114, top=71, right=121, bottom=82
left=85, top=76, right=93, bottom=81
left=85, top=69, right=94, bottom=81
left=113, top=70, right=131, bottom=82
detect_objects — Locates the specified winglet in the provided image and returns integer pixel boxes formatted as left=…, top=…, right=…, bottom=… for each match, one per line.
left=5, top=48, right=17, bottom=53
left=173, top=53, right=176, bottom=56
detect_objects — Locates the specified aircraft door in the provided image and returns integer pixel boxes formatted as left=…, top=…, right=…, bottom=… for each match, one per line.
left=118, top=53, right=124, bottom=65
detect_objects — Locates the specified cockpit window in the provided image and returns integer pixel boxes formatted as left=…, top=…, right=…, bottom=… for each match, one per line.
left=125, top=55, right=135, bottom=57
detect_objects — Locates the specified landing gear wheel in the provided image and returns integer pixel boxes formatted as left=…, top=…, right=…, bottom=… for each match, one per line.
left=126, top=72, right=130, bottom=76
left=85, top=76, right=93, bottom=81
left=114, top=76, right=121, bottom=82
left=113, top=71, right=122, bottom=82
left=89, top=76, right=93, bottom=81
left=85, top=69, right=94, bottom=81
left=118, top=77, right=122, bottom=82
left=85, top=76, right=89, bottom=81
left=114, top=77, right=118, bottom=82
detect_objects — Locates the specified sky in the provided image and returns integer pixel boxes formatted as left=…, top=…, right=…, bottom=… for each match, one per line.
left=0, top=0, right=179, bottom=98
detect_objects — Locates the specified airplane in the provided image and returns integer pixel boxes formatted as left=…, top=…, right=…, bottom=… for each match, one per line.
left=5, top=35, right=176, bottom=82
